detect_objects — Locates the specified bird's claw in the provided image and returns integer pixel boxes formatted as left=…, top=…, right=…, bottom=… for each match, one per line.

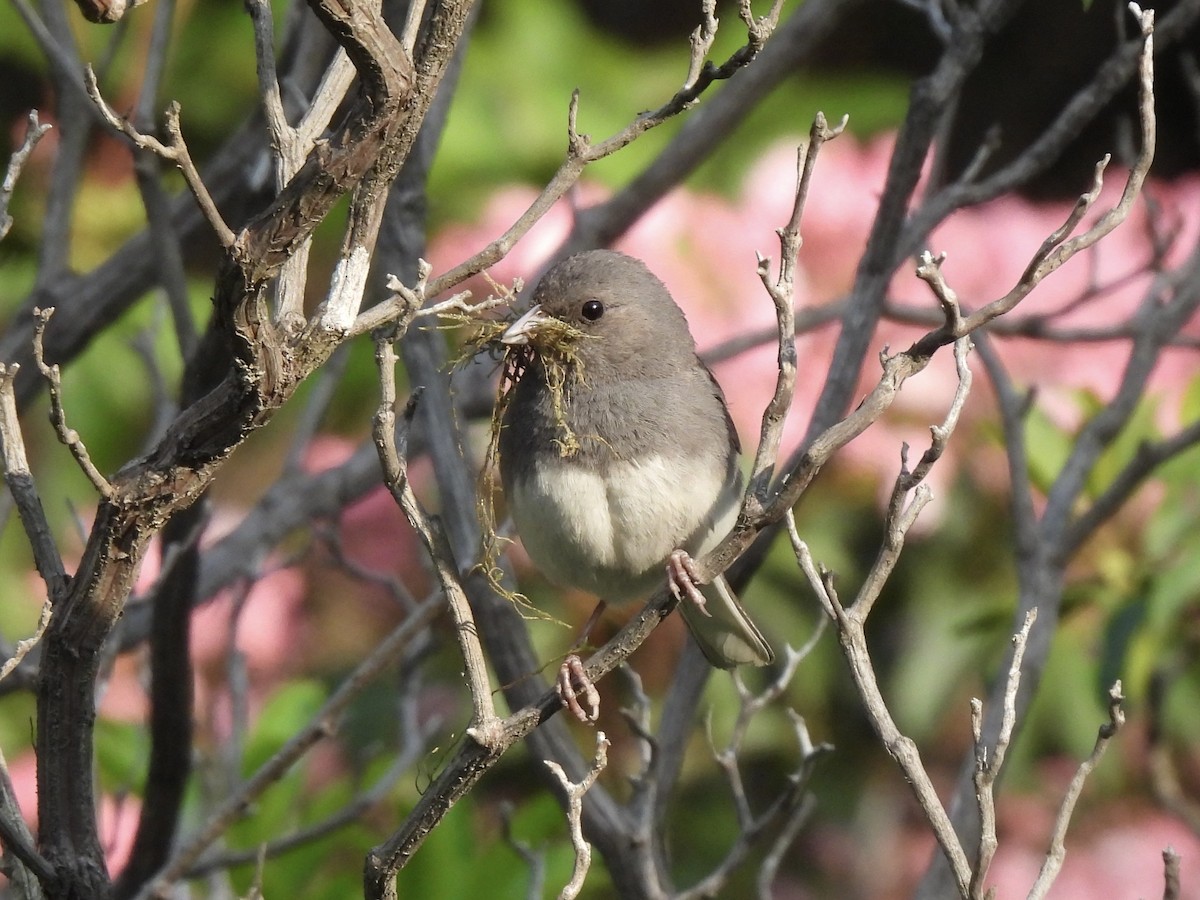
left=667, top=549, right=710, bottom=617
left=557, top=654, right=600, bottom=723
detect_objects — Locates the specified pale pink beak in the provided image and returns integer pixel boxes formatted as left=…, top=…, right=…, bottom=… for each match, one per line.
left=501, top=304, right=549, bottom=346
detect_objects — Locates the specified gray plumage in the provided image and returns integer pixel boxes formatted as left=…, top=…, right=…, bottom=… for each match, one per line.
left=498, top=250, right=772, bottom=668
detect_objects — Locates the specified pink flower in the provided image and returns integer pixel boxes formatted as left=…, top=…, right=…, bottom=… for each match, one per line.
left=427, top=130, right=1200, bottom=518
left=985, top=804, right=1200, bottom=898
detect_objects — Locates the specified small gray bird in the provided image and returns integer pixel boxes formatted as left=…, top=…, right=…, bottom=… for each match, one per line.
left=498, top=250, right=773, bottom=721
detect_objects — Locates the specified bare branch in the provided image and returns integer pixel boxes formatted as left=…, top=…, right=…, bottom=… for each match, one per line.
left=910, top=4, right=1157, bottom=359
left=677, top=652, right=827, bottom=900
left=559, top=0, right=859, bottom=259
left=755, top=713, right=824, bottom=898
left=373, top=339, right=498, bottom=732
left=0, top=363, right=68, bottom=598
left=32, top=308, right=114, bottom=498
left=189, top=609, right=444, bottom=883
left=783, top=328, right=980, bottom=896
left=1063, top=416, right=1200, bottom=557
left=970, top=609, right=1037, bottom=895
left=0, top=599, right=52, bottom=685
left=901, top=336, right=974, bottom=492
left=544, top=732, right=610, bottom=900
left=245, top=0, right=315, bottom=322
left=84, top=67, right=236, bottom=248
left=1163, top=846, right=1181, bottom=900
left=245, top=0, right=291, bottom=153
left=350, top=257, right=507, bottom=336
left=683, top=0, right=719, bottom=93
left=399, top=0, right=430, bottom=57
left=903, top=1, right=1200, bottom=271
left=0, top=110, right=52, bottom=242
left=895, top=0, right=955, bottom=41
left=425, top=4, right=782, bottom=297
left=185, top=707, right=436, bottom=878
left=1027, top=682, right=1126, bottom=900
left=748, top=112, right=847, bottom=502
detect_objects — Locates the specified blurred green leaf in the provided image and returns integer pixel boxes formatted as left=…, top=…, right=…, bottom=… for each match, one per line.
left=95, top=718, right=150, bottom=793
left=1178, top=372, right=1200, bottom=424
left=1023, top=405, right=1074, bottom=493
left=243, top=680, right=328, bottom=777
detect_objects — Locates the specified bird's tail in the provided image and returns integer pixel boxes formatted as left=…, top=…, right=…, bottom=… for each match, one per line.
left=678, top=575, right=773, bottom=668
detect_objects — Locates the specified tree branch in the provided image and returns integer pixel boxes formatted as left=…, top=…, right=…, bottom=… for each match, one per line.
left=0, top=110, right=52, bottom=242
left=1027, top=683, right=1126, bottom=899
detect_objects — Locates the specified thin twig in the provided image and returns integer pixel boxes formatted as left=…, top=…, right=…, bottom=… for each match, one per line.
left=1027, top=682, right=1126, bottom=900
left=681, top=657, right=828, bottom=900
left=1, top=110, right=52, bottom=242
left=421, top=4, right=783, bottom=300
left=1162, top=846, right=1181, bottom=900
left=351, top=258, right=503, bottom=337
left=683, top=0, right=718, bottom=92
left=186, top=608, right=438, bottom=879
left=0, top=363, right=68, bottom=597
left=32, top=308, right=114, bottom=498
left=0, top=599, right=52, bottom=684
left=784, top=327, right=980, bottom=895
left=756, top=712, right=824, bottom=899
left=185, top=737, right=430, bottom=878
left=83, top=67, right=235, bottom=248
left=544, top=732, right=610, bottom=900
left=970, top=608, right=1038, bottom=896
left=372, top=339, right=499, bottom=734
left=560, top=0, right=860, bottom=261
left=245, top=0, right=291, bottom=152
left=748, top=112, right=847, bottom=502
left=911, top=4, right=1158, bottom=359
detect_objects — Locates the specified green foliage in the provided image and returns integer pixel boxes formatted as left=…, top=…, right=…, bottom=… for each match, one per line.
left=95, top=718, right=151, bottom=794
left=0, top=692, right=36, bottom=758
left=216, top=682, right=382, bottom=899
left=1022, top=404, right=1075, bottom=494
left=398, top=789, right=607, bottom=899
left=1103, top=432, right=1200, bottom=741
left=242, top=680, right=328, bottom=776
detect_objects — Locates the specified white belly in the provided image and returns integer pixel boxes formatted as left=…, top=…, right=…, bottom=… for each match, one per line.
left=509, top=454, right=731, bottom=604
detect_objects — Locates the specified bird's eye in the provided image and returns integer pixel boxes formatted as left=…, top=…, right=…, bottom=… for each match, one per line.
left=581, top=299, right=604, bottom=321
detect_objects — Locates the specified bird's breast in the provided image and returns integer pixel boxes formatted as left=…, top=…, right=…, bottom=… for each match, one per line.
left=508, top=453, right=729, bottom=604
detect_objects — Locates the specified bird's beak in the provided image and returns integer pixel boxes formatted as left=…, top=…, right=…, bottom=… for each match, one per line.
left=501, top=304, right=549, bottom=346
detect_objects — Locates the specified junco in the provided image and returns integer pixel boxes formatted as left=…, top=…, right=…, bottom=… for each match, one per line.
left=497, top=249, right=773, bottom=722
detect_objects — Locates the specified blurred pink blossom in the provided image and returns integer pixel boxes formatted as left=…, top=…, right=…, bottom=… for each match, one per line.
left=303, top=434, right=433, bottom=604
left=427, top=132, right=1200, bottom=525
left=985, top=799, right=1200, bottom=898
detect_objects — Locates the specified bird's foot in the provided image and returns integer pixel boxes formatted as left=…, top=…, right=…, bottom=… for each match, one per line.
left=557, top=654, right=600, bottom=723
left=667, top=549, right=711, bottom=617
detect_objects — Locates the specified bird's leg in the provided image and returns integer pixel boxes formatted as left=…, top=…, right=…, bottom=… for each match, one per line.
left=667, top=550, right=711, bottom=617
left=557, top=654, right=600, bottom=723
left=573, top=599, right=607, bottom=651
left=557, top=600, right=606, bottom=723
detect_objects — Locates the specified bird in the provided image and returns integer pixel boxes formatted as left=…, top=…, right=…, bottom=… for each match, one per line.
left=497, top=249, right=773, bottom=722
